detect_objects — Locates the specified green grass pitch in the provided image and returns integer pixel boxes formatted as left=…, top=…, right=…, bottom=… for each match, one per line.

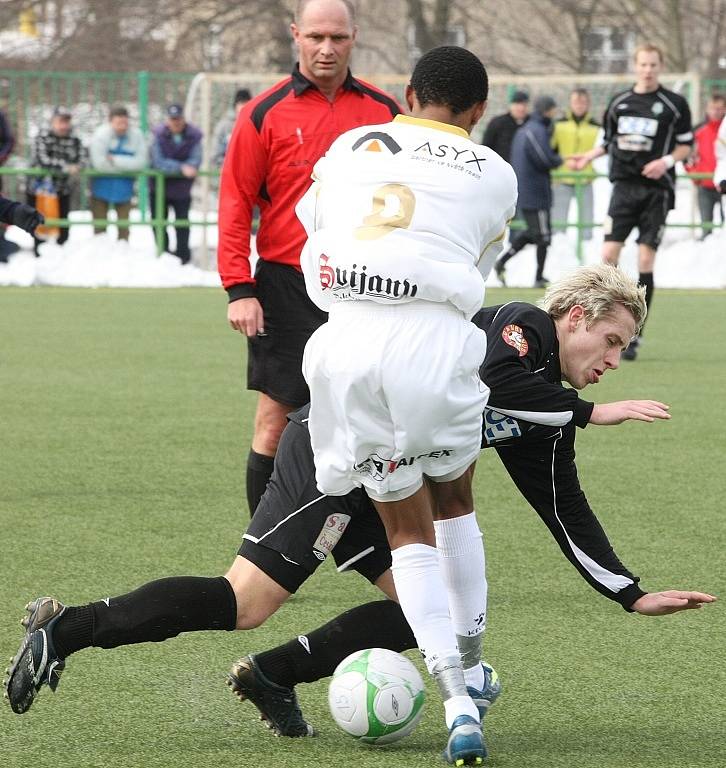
left=1, top=286, right=723, bottom=768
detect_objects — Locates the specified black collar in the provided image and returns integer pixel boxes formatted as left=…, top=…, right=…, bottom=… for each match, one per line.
left=291, top=63, right=363, bottom=96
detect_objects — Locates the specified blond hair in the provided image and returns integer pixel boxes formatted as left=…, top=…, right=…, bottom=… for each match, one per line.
left=633, top=43, right=664, bottom=64
left=539, top=265, right=647, bottom=334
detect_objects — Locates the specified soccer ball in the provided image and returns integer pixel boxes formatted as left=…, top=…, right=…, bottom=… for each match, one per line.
left=328, top=648, right=426, bottom=745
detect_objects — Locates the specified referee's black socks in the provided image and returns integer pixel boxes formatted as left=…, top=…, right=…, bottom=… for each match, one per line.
left=246, top=449, right=275, bottom=517
left=52, top=576, right=237, bottom=659
left=254, top=600, right=416, bottom=690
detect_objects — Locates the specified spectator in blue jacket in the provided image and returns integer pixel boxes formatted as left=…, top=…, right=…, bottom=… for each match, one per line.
left=149, top=104, right=202, bottom=264
left=89, top=106, right=147, bottom=241
left=495, top=96, right=567, bottom=288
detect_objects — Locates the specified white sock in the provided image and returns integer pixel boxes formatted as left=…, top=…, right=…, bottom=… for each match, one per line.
left=434, top=512, right=487, bottom=683
left=390, top=543, right=459, bottom=674
left=444, top=695, right=480, bottom=728
left=463, top=663, right=486, bottom=691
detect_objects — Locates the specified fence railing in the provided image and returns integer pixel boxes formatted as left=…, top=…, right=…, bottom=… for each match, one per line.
left=1, top=167, right=720, bottom=265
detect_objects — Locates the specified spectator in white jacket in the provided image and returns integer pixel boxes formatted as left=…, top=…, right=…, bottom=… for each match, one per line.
left=89, top=106, right=147, bottom=240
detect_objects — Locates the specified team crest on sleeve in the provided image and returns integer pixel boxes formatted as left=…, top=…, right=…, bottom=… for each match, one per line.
left=502, top=324, right=528, bottom=356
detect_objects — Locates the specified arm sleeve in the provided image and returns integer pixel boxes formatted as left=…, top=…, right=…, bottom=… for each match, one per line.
left=150, top=139, right=183, bottom=173
left=481, top=119, right=498, bottom=150
left=495, top=429, right=646, bottom=610
left=89, top=129, right=114, bottom=170
left=0, top=195, right=19, bottom=224
left=523, top=127, right=562, bottom=171
left=186, top=139, right=202, bottom=169
left=75, top=138, right=87, bottom=167
left=35, top=135, right=66, bottom=172
left=0, top=113, right=15, bottom=162
left=674, top=98, right=694, bottom=146
left=715, top=117, right=726, bottom=186
left=482, top=305, right=593, bottom=428
left=217, top=111, right=270, bottom=299
left=111, top=131, right=148, bottom=171
left=601, top=103, right=616, bottom=150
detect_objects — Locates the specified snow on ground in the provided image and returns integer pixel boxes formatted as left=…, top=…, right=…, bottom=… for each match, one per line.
left=1, top=173, right=724, bottom=290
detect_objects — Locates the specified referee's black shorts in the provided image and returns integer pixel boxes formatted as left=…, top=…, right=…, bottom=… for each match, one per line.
left=604, top=181, right=674, bottom=250
left=238, top=413, right=391, bottom=594
left=247, top=260, right=327, bottom=407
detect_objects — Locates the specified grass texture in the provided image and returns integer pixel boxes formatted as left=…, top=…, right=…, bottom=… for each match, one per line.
left=0, top=286, right=723, bottom=768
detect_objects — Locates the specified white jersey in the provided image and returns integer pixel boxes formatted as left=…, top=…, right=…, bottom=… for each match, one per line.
left=297, top=114, right=518, bottom=319
left=715, top=115, right=726, bottom=188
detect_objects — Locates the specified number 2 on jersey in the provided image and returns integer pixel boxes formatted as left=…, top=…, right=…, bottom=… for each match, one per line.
left=355, top=183, right=416, bottom=240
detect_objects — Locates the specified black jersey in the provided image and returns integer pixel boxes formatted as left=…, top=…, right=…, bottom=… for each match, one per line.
left=602, top=85, right=693, bottom=190
left=257, top=302, right=645, bottom=610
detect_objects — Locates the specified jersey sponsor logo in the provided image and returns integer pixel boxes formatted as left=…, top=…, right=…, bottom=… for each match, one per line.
left=353, top=450, right=454, bottom=480
left=413, top=141, right=487, bottom=172
left=351, top=132, right=402, bottom=154
left=318, top=253, right=419, bottom=301
left=483, top=408, right=522, bottom=444
left=617, top=115, right=658, bottom=136
left=616, top=115, right=658, bottom=152
left=313, top=513, right=351, bottom=560
left=502, top=324, right=529, bottom=356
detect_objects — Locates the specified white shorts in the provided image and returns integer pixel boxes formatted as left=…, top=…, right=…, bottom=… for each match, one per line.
left=302, top=301, right=489, bottom=500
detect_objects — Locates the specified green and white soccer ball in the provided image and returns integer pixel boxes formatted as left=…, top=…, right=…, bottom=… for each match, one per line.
left=328, top=648, right=426, bottom=745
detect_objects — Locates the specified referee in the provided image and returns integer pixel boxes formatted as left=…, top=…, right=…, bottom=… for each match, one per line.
left=573, top=43, right=693, bottom=360
left=217, top=0, right=399, bottom=516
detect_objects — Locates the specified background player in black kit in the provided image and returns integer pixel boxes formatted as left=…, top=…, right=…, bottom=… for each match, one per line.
left=6, top=267, right=714, bottom=735
left=573, top=43, right=693, bottom=360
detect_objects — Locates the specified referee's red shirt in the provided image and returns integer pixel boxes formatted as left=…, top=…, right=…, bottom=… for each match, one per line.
left=218, top=66, right=400, bottom=302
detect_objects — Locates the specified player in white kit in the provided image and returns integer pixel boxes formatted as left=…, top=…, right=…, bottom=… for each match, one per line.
left=297, top=47, right=517, bottom=765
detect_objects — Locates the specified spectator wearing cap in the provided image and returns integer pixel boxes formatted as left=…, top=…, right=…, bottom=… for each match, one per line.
left=89, top=105, right=148, bottom=241
left=495, top=95, right=569, bottom=288
left=212, top=88, right=252, bottom=167
left=149, top=104, right=203, bottom=263
left=482, top=90, right=529, bottom=162
left=26, top=106, right=86, bottom=255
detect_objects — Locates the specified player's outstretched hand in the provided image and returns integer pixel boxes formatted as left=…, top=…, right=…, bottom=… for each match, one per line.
left=632, top=591, right=716, bottom=616
left=12, top=203, right=45, bottom=234
left=589, top=400, right=670, bottom=425
left=228, top=296, right=265, bottom=337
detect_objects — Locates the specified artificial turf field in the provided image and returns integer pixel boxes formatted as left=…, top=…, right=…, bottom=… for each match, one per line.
left=1, top=286, right=724, bottom=768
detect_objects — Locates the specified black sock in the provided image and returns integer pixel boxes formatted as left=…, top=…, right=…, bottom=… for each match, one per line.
left=535, top=243, right=548, bottom=281
left=246, top=449, right=275, bottom=517
left=638, top=271, right=654, bottom=332
left=255, top=600, right=416, bottom=689
left=52, top=576, right=237, bottom=658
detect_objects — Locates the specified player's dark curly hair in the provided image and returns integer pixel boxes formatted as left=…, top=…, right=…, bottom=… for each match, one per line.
left=410, top=46, right=488, bottom=115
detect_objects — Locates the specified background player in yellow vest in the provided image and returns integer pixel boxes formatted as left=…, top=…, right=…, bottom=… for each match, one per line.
left=551, top=88, right=600, bottom=240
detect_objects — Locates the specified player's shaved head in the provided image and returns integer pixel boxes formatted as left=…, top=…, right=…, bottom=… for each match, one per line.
left=295, top=0, right=356, bottom=24
left=410, top=46, right=488, bottom=115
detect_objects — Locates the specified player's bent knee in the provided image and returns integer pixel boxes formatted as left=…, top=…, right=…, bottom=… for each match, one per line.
left=225, top=555, right=291, bottom=630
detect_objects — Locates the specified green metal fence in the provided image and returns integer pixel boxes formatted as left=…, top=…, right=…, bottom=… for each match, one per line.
left=1, top=167, right=719, bottom=264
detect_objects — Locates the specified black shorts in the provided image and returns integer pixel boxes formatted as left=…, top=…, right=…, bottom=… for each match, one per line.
left=238, top=414, right=391, bottom=593
left=520, top=208, right=552, bottom=245
left=247, top=260, right=327, bottom=407
left=604, top=181, right=673, bottom=250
